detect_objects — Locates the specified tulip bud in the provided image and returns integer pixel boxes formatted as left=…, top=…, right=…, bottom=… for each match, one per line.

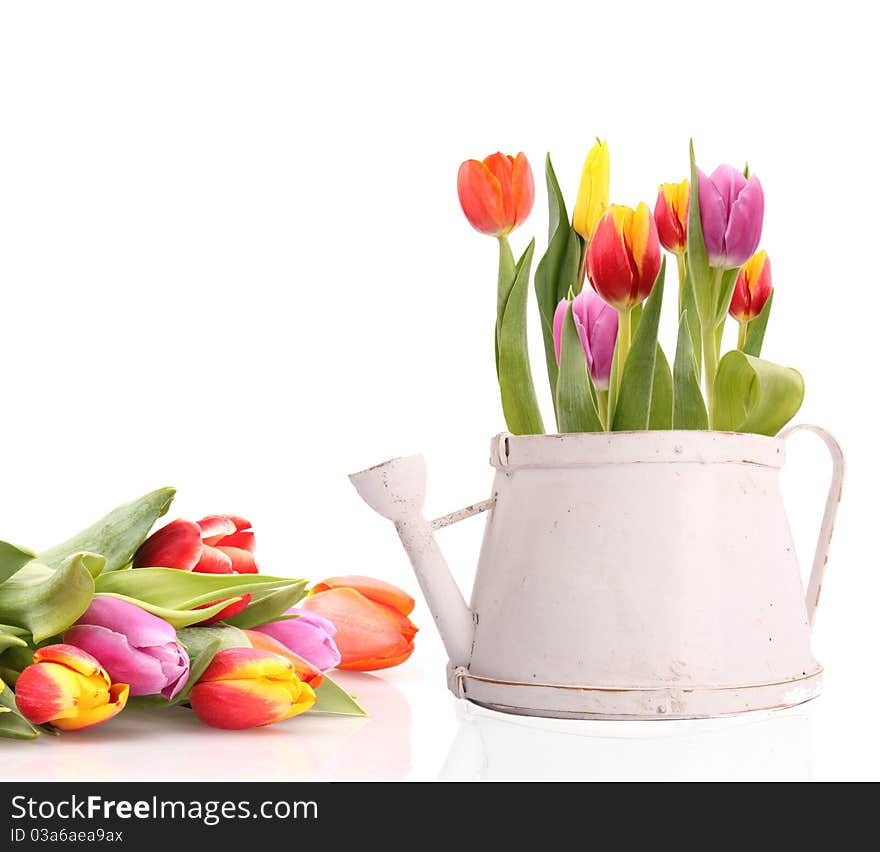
left=586, top=203, right=662, bottom=311
left=14, top=644, right=129, bottom=732
left=729, top=250, right=772, bottom=322
left=457, top=152, right=534, bottom=237
left=65, top=597, right=189, bottom=700
left=302, top=576, right=417, bottom=672
left=189, top=647, right=316, bottom=730
left=251, top=608, right=341, bottom=672
left=552, top=290, right=618, bottom=391
left=698, top=165, right=764, bottom=269
left=572, top=139, right=610, bottom=241
left=654, top=180, right=689, bottom=254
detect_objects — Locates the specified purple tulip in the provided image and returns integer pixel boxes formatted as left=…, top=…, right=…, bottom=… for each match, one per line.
left=64, top=597, right=189, bottom=700
left=251, top=608, right=341, bottom=672
left=552, top=289, right=618, bottom=391
left=698, top=165, right=764, bottom=269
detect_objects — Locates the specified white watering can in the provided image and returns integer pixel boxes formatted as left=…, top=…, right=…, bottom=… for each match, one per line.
left=351, top=428, right=844, bottom=720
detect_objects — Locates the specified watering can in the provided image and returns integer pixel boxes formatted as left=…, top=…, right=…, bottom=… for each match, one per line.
left=351, top=428, right=843, bottom=719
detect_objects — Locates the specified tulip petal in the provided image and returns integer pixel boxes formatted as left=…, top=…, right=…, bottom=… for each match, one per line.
left=723, top=177, right=764, bottom=268
left=14, top=661, right=82, bottom=724
left=196, top=516, right=237, bottom=545
left=457, top=160, right=505, bottom=236
left=253, top=610, right=341, bottom=672
left=698, top=170, right=728, bottom=266
left=199, top=646, right=294, bottom=683
left=587, top=210, right=635, bottom=309
left=309, top=575, right=415, bottom=616
left=74, top=596, right=177, bottom=647
left=303, top=588, right=417, bottom=671
left=215, top=546, right=258, bottom=575
left=64, top=625, right=169, bottom=697
left=510, top=152, right=535, bottom=230
left=33, top=643, right=106, bottom=679
left=133, top=519, right=202, bottom=571
left=709, top=164, right=748, bottom=216
left=194, top=595, right=252, bottom=624
left=243, top=629, right=324, bottom=688
left=628, top=203, right=662, bottom=302
left=193, top=546, right=234, bottom=574
left=483, top=152, right=516, bottom=232
left=190, top=678, right=314, bottom=730
left=52, top=683, right=128, bottom=732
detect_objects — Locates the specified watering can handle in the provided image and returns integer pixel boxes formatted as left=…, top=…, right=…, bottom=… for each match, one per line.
left=779, top=424, right=845, bottom=627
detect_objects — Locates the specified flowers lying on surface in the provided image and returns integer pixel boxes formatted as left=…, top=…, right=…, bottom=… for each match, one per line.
left=457, top=152, right=534, bottom=237
left=303, top=576, right=418, bottom=671
left=251, top=608, right=341, bottom=672
left=243, top=629, right=324, bottom=689
left=64, top=597, right=189, bottom=700
left=15, top=644, right=129, bottom=732
left=133, top=515, right=258, bottom=622
left=189, top=647, right=316, bottom=730
left=552, top=290, right=618, bottom=392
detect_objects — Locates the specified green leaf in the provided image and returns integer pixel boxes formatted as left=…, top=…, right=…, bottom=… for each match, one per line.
left=649, top=344, right=673, bottom=429
left=714, top=351, right=804, bottom=436
left=714, top=267, right=739, bottom=326
left=498, top=239, right=545, bottom=435
left=0, top=542, right=37, bottom=586
left=0, top=624, right=29, bottom=654
left=310, top=675, right=368, bottom=717
left=94, top=567, right=305, bottom=610
left=555, top=304, right=604, bottom=433
left=0, top=685, right=40, bottom=740
left=39, top=487, right=176, bottom=573
left=0, top=554, right=96, bottom=643
left=612, top=260, right=666, bottom=430
left=495, top=236, right=517, bottom=375
left=534, top=154, right=582, bottom=415
left=687, top=140, right=712, bottom=322
left=224, top=582, right=309, bottom=629
left=95, top=593, right=241, bottom=629
left=743, top=289, right=774, bottom=357
left=673, top=310, right=709, bottom=429
left=682, top=262, right=702, bottom=380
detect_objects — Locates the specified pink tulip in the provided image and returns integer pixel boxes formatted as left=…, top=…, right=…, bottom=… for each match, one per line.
left=552, top=289, right=618, bottom=392
left=251, top=608, right=341, bottom=672
left=64, top=597, right=190, bottom=700
left=698, top=165, right=764, bottom=269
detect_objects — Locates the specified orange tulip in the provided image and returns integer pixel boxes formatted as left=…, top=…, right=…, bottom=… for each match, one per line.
left=303, top=576, right=417, bottom=671
left=14, top=644, right=129, bottom=732
left=457, top=152, right=534, bottom=237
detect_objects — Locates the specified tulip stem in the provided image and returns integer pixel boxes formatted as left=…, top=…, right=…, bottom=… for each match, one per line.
left=597, top=390, right=609, bottom=430
left=608, top=307, right=632, bottom=425
left=676, top=251, right=687, bottom=316
left=701, top=266, right=725, bottom=427
left=737, top=320, right=748, bottom=351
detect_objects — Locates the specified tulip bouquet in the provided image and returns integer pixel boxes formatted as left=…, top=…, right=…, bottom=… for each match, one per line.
left=0, top=489, right=417, bottom=739
left=457, top=141, right=803, bottom=435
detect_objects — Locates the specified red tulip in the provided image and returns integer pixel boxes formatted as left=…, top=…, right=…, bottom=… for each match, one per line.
left=586, top=203, right=662, bottom=311
left=457, top=152, right=534, bottom=237
left=302, top=576, right=417, bottom=671
left=243, top=629, right=324, bottom=690
left=189, top=647, right=315, bottom=730
left=133, top=515, right=258, bottom=622
left=729, top=250, right=772, bottom=323
left=654, top=180, right=689, bottom=254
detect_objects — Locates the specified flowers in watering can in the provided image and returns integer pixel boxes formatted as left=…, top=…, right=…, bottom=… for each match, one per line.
left=455, top=138, right=803, bottom=437
left=1, top=487, right=416, bottom=741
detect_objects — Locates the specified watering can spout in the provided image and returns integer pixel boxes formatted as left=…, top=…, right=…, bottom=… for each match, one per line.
left=349, top=455, right=478, bottom=667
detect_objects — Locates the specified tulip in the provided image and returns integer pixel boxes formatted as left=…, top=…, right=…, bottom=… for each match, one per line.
left=250, top=608, right=341, bottom=672
left=654, top=179, right=689, bottom=254
left=303, top=576, right=417, bottom=672
left=730, top=250, right=772, bottom=349
left=457, top=152, right=534, bottom=237
left=572, top=139, right=610, bottom=241
left=133, top=515, right=258, bottom=622
left=243, top=629, right=324, bottom=690
left=698, top=165, right=764, bottom=270
left=552, top=290, right=618, bottom=392
left=189, top=647, right=315, bottom=730
left=64, top=597, right=189, bottom=700
left=14, top=644, right=129, bottom=732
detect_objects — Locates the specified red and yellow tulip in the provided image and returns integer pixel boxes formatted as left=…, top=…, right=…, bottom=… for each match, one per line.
left=572, top=139, right=610, bottom=241
left=303, top=576, right=417, bottom=671
left=242, top=629, right=324, bottom=690
left=729, top=250, right=772, bottom=323
left=586, top=203, right=662, bottom=311
left=14, top=644, right=129, bottom=732
left=457, top=152, right=534, bottom=237
left=189, top=647, right=315, bottom=730
left=654, top=180, right=689, bottom=254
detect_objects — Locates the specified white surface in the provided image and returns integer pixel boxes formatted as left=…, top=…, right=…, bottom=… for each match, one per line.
left=0, top=1, right=877, bottom=780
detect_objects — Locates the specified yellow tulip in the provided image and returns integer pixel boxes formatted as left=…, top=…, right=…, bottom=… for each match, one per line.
left=572, top=139, right=610, bottom=241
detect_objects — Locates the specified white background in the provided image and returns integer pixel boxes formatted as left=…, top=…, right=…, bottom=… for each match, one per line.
left=1, top=1, right=877, bottom=780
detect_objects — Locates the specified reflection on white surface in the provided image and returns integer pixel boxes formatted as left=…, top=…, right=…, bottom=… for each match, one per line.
left=440, top=700, right=812, bottom=781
